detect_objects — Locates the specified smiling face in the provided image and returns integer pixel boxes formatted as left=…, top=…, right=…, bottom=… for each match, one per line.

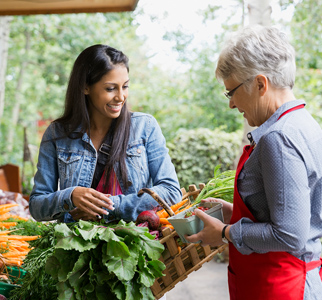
left=224, top=75, right=270, bottom=127
left=85, top=65, right=129, bottom=124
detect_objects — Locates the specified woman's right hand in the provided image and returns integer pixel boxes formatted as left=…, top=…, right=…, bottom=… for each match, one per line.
left=71, top=187, right=114, bottom=219
left=201, top=198, right=233, bottom=224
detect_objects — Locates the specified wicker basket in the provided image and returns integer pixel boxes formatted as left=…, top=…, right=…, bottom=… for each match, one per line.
left=151, top=184, right=228, bottom=299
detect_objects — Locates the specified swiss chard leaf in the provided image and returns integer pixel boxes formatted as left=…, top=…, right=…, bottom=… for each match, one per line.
left=45, top=255, right=60, bottom=280
left=54, top=223, right=99, bottom=251
left=75, top=220, right=99, bottom=241
left=113, top=220, right=150, bottom=238
left=103, top=239, right=131, bottom=258
left=139, top=285, right=156, bottom=300
left=105, top=255, right=137, bottom=281
left=57, top=281, right=76, bottom=300
left=124, top=276, right=142, bottom=300
left=139, top=234, right=164, bottom=260
left=137, top=254, right=156, bottom=287
left=147, top=259, right=166, bottom=278
left=111, top=280, right=126, bottom=300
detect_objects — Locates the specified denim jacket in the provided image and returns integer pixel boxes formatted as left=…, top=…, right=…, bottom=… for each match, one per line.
left=29, top=112, right=182, bottom=222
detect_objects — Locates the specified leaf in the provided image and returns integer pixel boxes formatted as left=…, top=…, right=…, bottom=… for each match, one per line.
left=147, top=260, right=166, bottom=278
left=105, top=255, right=137, bottom=281
left=139, top=285, right=155, bottom=300
left=97, top=226, right=119, bottom=243
left=137, top=254, right=156, bottom=287
left=45, top=255, right=60, bottom=280
left=95, top=283, right=115, bottom=300
left=111, top=280, right=126, bottom=300
left=113, top=221, right=150, bottom=238
left=103, top=239, right=131, bottom=258
left=75, top=220, right=99, bottom=241
left=51, top=248, right=81, bottom=282
left=67, top=252, right=91, bottom=296
left=55, top=224, right=99, bottom=252
left=124, top=277, right=142, bottom=300
left=139, top=234, right=164, bottom=260
left=56, top=281, right=76, bottom=300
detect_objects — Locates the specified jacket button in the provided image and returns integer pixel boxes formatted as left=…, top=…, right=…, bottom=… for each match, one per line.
left=127, top=181, right=132, bottom=186
left=63, top=203, right=69, bottom=210
left=137, top=149, right=141, bottom=154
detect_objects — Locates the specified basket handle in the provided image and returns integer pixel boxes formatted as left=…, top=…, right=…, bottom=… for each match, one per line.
left=137, top=188, right=175, bottom=217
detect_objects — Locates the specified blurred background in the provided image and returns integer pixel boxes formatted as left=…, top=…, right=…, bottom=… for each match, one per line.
left=0, top=0, right=321, bottom=198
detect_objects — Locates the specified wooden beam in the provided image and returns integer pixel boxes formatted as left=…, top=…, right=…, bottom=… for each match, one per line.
left=0, top=0, right=139, bottom=16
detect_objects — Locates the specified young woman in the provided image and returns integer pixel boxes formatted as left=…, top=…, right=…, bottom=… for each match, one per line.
left=29, top=44, right=182, bottom=224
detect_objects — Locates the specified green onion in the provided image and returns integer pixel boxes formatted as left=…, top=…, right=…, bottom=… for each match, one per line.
left=193, top=165, right=235, bottom=205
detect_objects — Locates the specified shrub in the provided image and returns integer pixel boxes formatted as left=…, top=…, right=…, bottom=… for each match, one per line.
left=168, top=128, right=242, bottom=189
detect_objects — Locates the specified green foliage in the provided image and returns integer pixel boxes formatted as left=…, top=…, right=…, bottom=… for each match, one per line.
left=2, top=12, right=146, bottom=184
left=3, top=1, right=322, bottom=194
left=9, top=222, right=58, bottom=300
left=10, top=220, right=165, bottom=300
left=290, top=0, right=322, bottom=69
left=168, top=128, right=241, bottom=189
left=46, top=220, right=164, bottom=300
left=294, top=68, right=322, bottom=125
left=193, top=165, right=236, bottom=204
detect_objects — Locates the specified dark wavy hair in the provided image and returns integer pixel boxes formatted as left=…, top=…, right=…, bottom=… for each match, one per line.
left=55, top=44, right=131, bottom=190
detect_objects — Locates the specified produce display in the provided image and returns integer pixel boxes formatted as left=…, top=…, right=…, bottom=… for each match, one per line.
left=0, top=165, right=235, bottom=300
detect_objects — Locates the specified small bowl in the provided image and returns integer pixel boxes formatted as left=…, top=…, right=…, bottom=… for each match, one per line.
left=168, top=202, right=223, bottom=244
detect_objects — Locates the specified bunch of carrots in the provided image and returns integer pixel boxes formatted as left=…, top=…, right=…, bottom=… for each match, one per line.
left=157, top=198, right=191, bottom=229
left=0, top=203, right=39, bottom=267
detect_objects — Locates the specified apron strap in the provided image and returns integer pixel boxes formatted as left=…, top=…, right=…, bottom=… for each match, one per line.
left=306, top=258, right=322, bottom=272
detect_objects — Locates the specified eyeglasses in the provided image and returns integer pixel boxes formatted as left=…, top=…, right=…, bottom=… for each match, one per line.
left=224, top=82, right=244, bottom=100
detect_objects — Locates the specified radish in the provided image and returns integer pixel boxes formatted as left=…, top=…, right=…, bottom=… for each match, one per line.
left=136, top=208, right=160, bottom=231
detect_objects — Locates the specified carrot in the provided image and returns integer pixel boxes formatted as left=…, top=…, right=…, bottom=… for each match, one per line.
left=0, top=203, right=19, bottom=210
left=159, top=218, right=171, bottom=225
left=0, top=235, right=39, bottom=242
left=4, top=235, right=39, bottom=241
left=6, top=215, right=29, bottom=221
left=175, top=203, right=194, bottom=214
left=156, top=209, right=168, bottom=218
left=0, top=230, right=12, bottom=235
left=2, top=251, right=29, bottom=257
left=0, top=204, right=19, bottom=214
left=162, top=224, right=174, bottom=230
left=171, top=199, right=189, bottom=212
left=0, top=222, right=17, bottom=228
left=0, top=214, right=11, bottom=221
left=156, top=199, right=190, bottom=218
left=3, top=258, right=23, bottom=266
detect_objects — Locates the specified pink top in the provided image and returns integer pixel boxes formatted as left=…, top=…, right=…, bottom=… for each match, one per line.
left=96, top=169, right=122, bottom=196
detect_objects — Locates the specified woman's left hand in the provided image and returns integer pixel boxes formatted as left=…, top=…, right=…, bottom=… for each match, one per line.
left=184, top=208, right=226, bottom=247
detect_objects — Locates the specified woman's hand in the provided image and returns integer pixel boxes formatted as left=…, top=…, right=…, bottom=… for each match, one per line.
left=70, top=187, right=114, bottom=220
left=201, top=198, right=233, bottom=224
left=184, top=209, right=226, bottom=247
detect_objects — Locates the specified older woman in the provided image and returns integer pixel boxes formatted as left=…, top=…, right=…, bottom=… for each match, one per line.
left=186, top=26, right=322, bottom=300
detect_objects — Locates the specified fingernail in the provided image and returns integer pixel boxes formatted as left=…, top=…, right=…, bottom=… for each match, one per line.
left=96, top=215, right=102, bottom=219
left=110, top=206, right=115, bottom=211
left=103, top=211, right=109, bottom=215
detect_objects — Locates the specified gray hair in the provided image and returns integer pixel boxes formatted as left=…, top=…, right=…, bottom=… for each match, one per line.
left=215, top=25, right=296, bottom=90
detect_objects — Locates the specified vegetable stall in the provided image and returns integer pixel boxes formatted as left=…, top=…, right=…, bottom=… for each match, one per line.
left=0, top=166, right=234, bottom=300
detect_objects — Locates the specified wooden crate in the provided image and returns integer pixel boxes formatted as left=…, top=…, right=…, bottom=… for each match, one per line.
left=151, top=184, right=228, bottom=299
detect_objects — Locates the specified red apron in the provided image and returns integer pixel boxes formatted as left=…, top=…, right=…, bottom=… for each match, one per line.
left=228, top=104, right=322, bottom=300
